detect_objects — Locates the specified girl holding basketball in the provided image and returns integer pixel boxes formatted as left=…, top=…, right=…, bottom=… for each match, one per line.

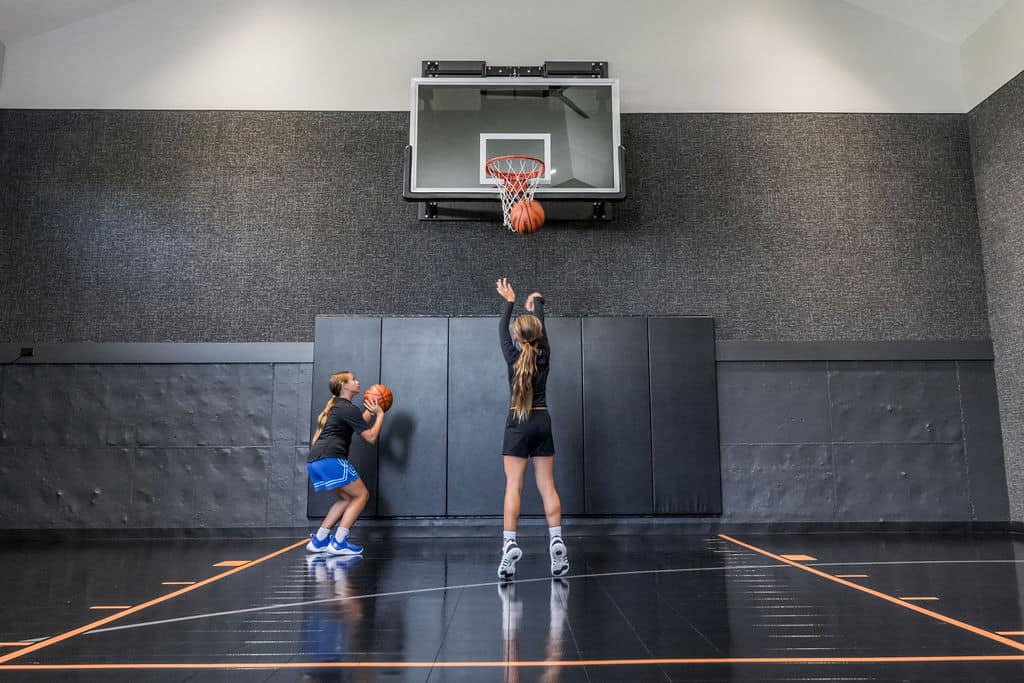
left=305, top=371, right=384, bottom=556
left=495, top=277, right=569, bottom=580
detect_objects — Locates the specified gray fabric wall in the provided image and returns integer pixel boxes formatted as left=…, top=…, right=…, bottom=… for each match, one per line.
left=0, top=108, right=1005, bottom=528
left=0, top=111, right=989, bottom=343
left=970, top=70, right=1024, bottom=522
left=0, top=359, right=1006, bottom=529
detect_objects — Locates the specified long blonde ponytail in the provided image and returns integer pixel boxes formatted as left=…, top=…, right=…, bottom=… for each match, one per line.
left=312, top=371, right=352, bottom=443
left=510, top=315, right=544, bottom=422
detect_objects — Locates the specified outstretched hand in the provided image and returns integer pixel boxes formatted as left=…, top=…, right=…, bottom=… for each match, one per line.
left=496, top=278, right=516, bottom=303
left=363, top=395, right=384, bottom=416
left=525, top=291, right=542, bottom=312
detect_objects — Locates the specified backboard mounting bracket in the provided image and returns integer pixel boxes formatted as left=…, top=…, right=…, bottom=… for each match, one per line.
left=422, top=60, right=607, bottom=78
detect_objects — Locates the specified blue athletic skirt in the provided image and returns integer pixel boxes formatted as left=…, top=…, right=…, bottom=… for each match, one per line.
left=307, top=458, right=361, bottom=491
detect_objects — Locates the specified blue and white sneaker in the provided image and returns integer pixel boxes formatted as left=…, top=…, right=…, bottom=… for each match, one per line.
left=306, top=533, right=331, bottom=553
left=550, top=537, right=569, bottom=577
left=498, top=540, right=522, bottom=581
left=327, top=537, right=364, bottom=556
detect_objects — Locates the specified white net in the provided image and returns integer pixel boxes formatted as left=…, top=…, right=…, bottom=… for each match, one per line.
left=485, top=156, right=545, bottom=230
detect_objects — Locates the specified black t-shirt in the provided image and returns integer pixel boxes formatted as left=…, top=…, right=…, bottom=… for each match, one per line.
left=308, top=398, right=372, bottom=462
left=499, top=298, right=550, bottom=408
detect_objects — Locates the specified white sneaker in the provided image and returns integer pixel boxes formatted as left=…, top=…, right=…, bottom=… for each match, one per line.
left=497, top=540, right=522, bottom=581
left=550, top=537, right=569, bottom=577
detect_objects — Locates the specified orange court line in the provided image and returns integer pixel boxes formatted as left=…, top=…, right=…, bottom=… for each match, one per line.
left=0, top=539, right=307, bottom=665
left=5, top=656, right=1024, bottom=671
left=718, top=534, right=1024, bottom=653
left=160, top=582, right=196, bottom=586
left=780, top=554, right=817, bottom=561
left=212, top=561, right=249, bottom=567
left=89, top=606, right=133, bottom=610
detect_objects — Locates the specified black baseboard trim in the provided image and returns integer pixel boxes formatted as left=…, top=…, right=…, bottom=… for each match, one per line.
left=0, top=519, right=1013, bottom=542
left=1, top=339, right=994, bottom=364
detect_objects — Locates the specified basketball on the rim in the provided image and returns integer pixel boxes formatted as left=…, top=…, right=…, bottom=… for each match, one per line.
left=509, top=199, right=545, bottom=234
left=364, top=384, right=393, bottom=412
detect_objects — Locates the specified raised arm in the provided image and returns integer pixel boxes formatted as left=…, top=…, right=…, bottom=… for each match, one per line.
left=526, top=291, right=549, bottom=351
left=496, top=278, right=517, bottom=362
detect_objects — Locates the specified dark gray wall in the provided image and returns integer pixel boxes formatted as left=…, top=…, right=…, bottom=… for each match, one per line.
left=970, top=69, right=1024, bottom=522
left=0, top=357, right=1007, bottom=528
left=0, top=111, right=989, bottom=343
left=719, top=360, right=1007, bottom=522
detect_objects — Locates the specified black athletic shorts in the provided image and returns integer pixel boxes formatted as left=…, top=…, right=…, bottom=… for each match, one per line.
left=502, top=409, right=555, bottom=458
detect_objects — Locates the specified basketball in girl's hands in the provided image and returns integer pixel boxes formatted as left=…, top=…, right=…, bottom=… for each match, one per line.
left=363, top=384, right=393, bottom=412
left=509, top=199, right=544, bottom=234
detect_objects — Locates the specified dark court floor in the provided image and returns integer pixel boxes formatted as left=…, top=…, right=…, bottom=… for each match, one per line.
left=3, top=532, right=1024, bottom=682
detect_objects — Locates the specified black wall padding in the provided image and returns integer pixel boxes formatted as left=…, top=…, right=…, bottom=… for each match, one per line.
left=582, top=317, right=654, bottom=514
left=308, top=317, right=381, bottom=518
left=311, top=315, right=720, bottom=518
left=649, top=317, right=722, bottom=514
left=446, top=317, right=510, bottom=515
left=378, top=317, right=448, bottom=516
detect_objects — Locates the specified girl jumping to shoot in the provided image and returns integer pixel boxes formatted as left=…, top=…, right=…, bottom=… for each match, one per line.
left=495, top=277, right=569, bottom=580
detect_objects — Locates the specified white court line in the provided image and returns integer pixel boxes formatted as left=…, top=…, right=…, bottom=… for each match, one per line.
left=85, top=557, right=1024, bottom=636
left=87, top=563, right=788, bottom=634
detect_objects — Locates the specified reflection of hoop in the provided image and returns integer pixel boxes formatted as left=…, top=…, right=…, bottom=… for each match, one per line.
left=485, top=155, right=545, bottom=231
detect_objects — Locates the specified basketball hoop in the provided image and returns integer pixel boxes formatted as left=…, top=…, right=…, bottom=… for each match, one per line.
left=485, top=155, right=545, bottom=231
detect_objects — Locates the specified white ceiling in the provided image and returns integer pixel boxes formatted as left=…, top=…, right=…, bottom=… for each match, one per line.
left=0, top=0, right=137, bottom=45
left=0, top=0, right=1012, bottom=47
left=844, top=0, right=1008, bottom=43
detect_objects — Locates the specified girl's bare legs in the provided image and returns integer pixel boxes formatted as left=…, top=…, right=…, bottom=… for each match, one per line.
left=499, top=456, right=529, bottom=580
left=320, top=489, right=350, bottom=530
left=503, top=456, right=529, bottom=531
left=533, top=455, right=568, bottom=576
left=532, top=456, right=561, bottom=528
left=339, top=478, right=370, bottom=531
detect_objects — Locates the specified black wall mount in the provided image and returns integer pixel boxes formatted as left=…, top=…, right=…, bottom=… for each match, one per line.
left=422, top=60, right=608, bottom=78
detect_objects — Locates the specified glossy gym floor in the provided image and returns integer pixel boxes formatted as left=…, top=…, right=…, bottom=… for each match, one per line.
left=3, top=532, right=1024, bottom=681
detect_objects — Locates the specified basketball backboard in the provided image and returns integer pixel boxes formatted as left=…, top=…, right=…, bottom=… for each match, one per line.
left=404, top=77, right=625, bottom=203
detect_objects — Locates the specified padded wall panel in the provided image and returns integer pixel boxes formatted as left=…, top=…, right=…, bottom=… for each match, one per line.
left=308, top=316, right=381, bottom=518
left=378, top=318, right=448, bottom=516
left=446, top=317, right=508, bottom=515
left=958, top=360, right=1011, bottom=521
left=582, top=317, right=653, bottom=514
left=834, top=443, right=972, bottom=521
left=717, top=361, right=831, bottom=444
left=829, top=361, right=963, bottom=443
left=649, top=317, right=721, bottom=514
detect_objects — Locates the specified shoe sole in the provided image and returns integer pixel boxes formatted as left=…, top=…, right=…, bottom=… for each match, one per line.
left=551, top=544, right=569, bottom=577
left=498, top=546, right=523, bottom=581
left=327, top=547, right=363, bottom=556
left=306, top=542, right=329, bottom=553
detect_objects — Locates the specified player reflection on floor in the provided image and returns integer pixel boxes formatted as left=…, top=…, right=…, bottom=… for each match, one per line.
left=301, top=554, right=369, bottom=683
left=499, top=578, right=571, bottom=683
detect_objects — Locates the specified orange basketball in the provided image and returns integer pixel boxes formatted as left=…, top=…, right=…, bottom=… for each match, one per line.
left=509, top=199, right=545, bottom=234
left=363, top=384, right=393, bottom=412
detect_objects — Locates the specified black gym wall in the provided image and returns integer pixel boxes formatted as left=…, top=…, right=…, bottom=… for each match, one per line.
left=969, top=68, right=1024, bottom=524
left=0, top=110, right=1010, bottom=528
left=0, top=111, right=988, bottom=343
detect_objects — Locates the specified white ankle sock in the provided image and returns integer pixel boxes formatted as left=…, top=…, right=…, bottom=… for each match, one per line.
left=315, top=527, right=331, bottom=541
left=335, top=527, right=350, bottom=542
left=549, top=526, right=562, bottom=541
left=503, top=530, right=517, bottom=545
